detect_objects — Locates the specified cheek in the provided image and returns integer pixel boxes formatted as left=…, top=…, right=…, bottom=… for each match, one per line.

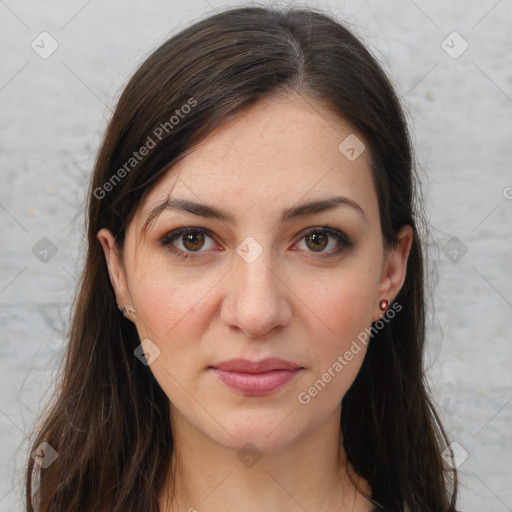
left=128, top=254, right=204, bottom=338
left=127, top=260, right=219, bottom=382
left=301, top=266, right=379, bottom=344
left=295, top=264, right=379, bottom=400
left=130, top=270, right=206, bottom=400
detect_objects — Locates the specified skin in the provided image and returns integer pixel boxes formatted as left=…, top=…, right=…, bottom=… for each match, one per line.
left=98, top=94, right=413, bottom=512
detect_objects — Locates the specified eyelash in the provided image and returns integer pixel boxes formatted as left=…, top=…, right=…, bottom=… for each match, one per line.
left=160, top=226, right=354, bottom=261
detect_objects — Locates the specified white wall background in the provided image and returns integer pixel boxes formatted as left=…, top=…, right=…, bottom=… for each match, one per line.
left=1, top=0, right=511, bottom=510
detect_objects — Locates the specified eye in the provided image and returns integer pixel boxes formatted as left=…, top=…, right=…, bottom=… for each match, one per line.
left=160, top=225, right=354, bottom=261
left=160, top=227, right=218, bottom=259
left=294, top=227, right=354, bottom=258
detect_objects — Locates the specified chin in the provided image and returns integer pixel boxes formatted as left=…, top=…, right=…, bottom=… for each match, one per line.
left=201, top=412, right=311, bottom=454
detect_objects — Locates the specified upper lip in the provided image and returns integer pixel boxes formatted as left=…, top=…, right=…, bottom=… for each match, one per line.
left=210, top=358, right=302, bottom=373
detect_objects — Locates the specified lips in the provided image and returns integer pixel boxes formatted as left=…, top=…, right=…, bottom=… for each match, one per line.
left=210, top=357, right=302, bottom=373
left=209, top=358, right=303, bottom=395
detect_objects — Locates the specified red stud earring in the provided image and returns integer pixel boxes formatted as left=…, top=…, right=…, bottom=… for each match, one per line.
left=379, top=299, right=389, bottom=312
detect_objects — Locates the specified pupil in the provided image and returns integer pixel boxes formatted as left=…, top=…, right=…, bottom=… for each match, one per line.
left=184, top=233, right=203, bottom=250
left=308, top=233, right=326, bottom=251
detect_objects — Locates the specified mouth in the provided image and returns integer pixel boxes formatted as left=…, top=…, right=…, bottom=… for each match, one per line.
left=208, top=358, right=304, bottom=396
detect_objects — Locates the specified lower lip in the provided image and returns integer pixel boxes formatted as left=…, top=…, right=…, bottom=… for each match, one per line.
left=210, top=368, right=302, bottom=395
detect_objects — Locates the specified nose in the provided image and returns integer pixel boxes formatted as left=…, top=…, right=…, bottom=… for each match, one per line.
left=220, top=243, right=292, bottom=339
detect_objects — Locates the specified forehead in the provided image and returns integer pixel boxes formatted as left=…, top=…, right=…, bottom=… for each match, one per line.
left=136, top=94, right=378, bottom=225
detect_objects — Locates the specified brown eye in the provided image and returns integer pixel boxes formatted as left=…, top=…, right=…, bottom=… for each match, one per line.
left=295, top=227, right=354, bottom=259
left=305, top=232, right=328, bottom=252
left=182, top=232, right=206, bottom=251
left=161, top=228, right=217, bottom=259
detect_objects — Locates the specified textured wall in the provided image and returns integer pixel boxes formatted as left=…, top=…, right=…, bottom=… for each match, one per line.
left=1, top=1, right=511, bottom=510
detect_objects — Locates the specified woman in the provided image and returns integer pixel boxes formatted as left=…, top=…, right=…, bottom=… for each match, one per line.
left=25, top=5, right=458, bottom=511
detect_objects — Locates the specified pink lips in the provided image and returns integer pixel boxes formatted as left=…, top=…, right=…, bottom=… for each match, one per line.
left=209, top=358, right=303, bottom=396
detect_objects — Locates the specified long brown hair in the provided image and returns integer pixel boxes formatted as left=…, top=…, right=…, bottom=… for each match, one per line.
left=26, top=5, right=458, bottom=511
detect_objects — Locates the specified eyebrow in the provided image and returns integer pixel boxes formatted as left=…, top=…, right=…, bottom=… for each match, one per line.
left=144, top=195, right=367, bottom=229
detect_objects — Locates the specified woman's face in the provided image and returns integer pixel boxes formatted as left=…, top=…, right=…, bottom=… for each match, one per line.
left=98, top=94, right=412, bottom=453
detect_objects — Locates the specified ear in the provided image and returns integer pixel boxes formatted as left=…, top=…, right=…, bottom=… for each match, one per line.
left=97, top=228, right=136, bottom=323
left=372, top=224, right=414, bottom=322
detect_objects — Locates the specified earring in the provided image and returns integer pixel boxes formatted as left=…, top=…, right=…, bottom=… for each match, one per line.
left=118, top=305, right=136, bottom=316
left=378, top=299, right=389, bottom=312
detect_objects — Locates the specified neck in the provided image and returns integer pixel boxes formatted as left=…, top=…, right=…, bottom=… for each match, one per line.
left=159, top=405, right=372, bottom=512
